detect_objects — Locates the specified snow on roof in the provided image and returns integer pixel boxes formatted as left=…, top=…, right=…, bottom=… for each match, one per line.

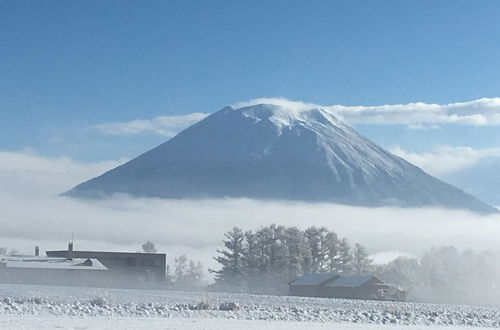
left=0, top=257, right=108, bottom=271
left=325, top=274, right=376, bottom=288
left=289, top=273, right=339, bottom=286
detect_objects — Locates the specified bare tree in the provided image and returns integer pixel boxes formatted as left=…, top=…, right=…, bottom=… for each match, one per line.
left=352, top=243, right=372, bottom=273
left=142, top=241, right=157, bottom=253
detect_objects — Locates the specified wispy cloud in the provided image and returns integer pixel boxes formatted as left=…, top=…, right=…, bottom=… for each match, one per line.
left=93, top=113, right=209, bottom=137
left=237, top=97, right=500, bottom=126
left=92, top=98, right=500, bottom=138
left=391, top=145, right=500, bottom=176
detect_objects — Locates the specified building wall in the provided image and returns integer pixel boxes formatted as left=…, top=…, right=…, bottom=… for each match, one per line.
left=0, top=268, right=109, bottom=287
left=289, top=276, right=400, bottom=301
left=289, top=285, right=322, bottom=297
left=322, top=278, right=387, bottom=300
left=0, top=266, right=166, bottom=289
left=46, top=251, right=166, bottom=282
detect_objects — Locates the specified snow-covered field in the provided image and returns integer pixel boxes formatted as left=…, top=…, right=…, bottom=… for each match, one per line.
left=0, top=283, right=499, bottom=329
left=0, top=316, right=482, bottom=330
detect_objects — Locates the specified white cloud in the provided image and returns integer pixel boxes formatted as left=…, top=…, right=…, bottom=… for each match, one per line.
left=391, top=145, right=500, bottom=177
left=0, top=150, right=127, bottom=195
left=2, top=150, right=500, bottom=274
left=236, top=97, right=500, bottom=126
left=91, top=97, right=500, bottom=138
left=93, top=113, right=209, bottom=137
left=406, top=124, right=441, bottom=130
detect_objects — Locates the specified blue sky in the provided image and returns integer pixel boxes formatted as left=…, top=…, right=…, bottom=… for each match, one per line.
left=2, top=0, right=500, bottom=203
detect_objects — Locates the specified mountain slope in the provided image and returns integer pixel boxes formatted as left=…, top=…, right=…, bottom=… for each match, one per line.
left=66, top=104, right=498, bottom=213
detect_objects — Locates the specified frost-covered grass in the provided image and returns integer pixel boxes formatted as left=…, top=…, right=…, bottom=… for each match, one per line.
left=0, top=283, right=499, bottom=328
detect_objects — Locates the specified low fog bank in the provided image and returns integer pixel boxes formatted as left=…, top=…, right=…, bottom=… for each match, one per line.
left=3, top=193, right=500, bottom=268
left=376, top=247, right=500, bottom=306
left=1, top=151, right=500, bottom=267
left=2, top=151, right=500, bottom=305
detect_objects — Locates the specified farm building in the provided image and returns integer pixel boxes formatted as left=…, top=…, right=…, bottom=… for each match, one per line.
left=0, top=243, right=167, bottom=289
left=289, top=273, right=406, bottom=301
left=288, top=273, right=340, bottom=297
left=47, top=244, right=166, bottom=284
left=0, top=256, right=108, bottom=287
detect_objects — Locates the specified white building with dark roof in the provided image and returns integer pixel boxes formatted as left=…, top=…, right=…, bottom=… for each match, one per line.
left=0, top=243, right=167, bottom=289
left=0, top=256, right=109, bottom=287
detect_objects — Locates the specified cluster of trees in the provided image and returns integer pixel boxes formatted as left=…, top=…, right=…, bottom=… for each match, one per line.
left=166, top=254, right=204, bottom=289
left=374, top=246, right=500, bottom=306
left=211, top=225, right=372, bottom=294
left=141, top=241, right=204, bottom=290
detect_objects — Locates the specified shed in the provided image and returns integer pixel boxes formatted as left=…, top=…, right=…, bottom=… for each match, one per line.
left=289, top=273, right=339, bottom=297
left=289, top=273, right=406, bottom=301
left=323, top=274, right=388, bottom=300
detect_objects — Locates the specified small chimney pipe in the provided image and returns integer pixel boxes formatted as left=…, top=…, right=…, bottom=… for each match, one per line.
left=68, top=242, right=73, bottom=260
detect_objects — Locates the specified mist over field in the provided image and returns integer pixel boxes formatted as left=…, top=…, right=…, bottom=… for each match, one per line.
left=4, top=1, right=500, bottom=328
left=2, top=150, right=500, bottom=271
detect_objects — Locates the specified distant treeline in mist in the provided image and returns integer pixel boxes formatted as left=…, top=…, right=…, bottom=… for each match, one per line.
left=376, top=247, right=500, bottom=306
left=210, top=225, right=371, bottom=294
left=210, top=225, right=500, bottom=306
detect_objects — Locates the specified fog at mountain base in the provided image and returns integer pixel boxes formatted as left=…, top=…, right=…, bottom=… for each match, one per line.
left=1, top=151, right=499, bottom=272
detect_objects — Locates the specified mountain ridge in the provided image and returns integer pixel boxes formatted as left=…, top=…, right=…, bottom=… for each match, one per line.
left=65, top=103, right=498, bottom=214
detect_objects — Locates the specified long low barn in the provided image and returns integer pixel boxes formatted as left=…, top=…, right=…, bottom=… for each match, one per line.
left=0, top=257, right=109, bottom=287
left=0, top=243, right=167, bottom=289
left=289, top=273, right=406, bottom=301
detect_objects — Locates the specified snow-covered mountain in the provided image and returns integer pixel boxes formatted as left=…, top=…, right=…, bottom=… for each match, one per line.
left=66, top=104, right=497, bottom=213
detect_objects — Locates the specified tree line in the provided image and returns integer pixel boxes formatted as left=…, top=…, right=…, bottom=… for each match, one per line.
left=144, top=236, right=500, bottom=306
left=375, top=246, right=500, bottom=306
left=210, top=225, right=372, bottom=294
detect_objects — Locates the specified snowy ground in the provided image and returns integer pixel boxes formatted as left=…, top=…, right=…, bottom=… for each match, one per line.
left=0, top=283, right=499, bottom=329
left=0, top=316, right=481, bottom=330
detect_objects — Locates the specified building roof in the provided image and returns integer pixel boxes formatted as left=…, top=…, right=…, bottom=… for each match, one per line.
left=325, top=274, right=377, bottom=288
left=289, top=273, right=339, bottom=286
left=0, top=257, right=108, bottom=271
left=46, top=250, right=165, bottom=258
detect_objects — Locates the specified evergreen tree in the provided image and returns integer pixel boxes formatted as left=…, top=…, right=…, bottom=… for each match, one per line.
left=211, top=227, right=246, bottom=288
left=242, top=230, right=259, bottom=289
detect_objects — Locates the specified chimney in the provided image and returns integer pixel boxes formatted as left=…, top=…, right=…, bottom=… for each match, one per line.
left=68, top=241, right=74, bottom=260
left=34, top=246, right=39, bottom=257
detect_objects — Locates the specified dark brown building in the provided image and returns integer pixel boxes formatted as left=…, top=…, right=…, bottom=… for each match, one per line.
left=289, top=273, right=406, bottom=301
